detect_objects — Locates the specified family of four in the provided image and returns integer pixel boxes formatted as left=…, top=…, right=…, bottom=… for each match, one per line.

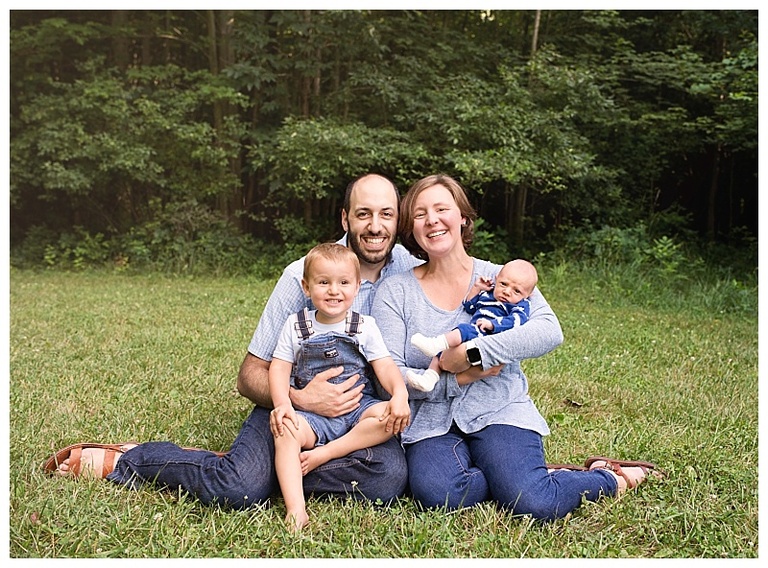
left=44, top=173, right=660, bottom=532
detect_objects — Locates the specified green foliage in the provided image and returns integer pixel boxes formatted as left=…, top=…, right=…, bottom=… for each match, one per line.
left=43, top=228, right=112, bottom=270
left=10, top=200, right=280, bottom=278
left=8, top=10, right=758, bottom=257
left=540, top=223, right=756, bottom=317
left=249, top=116, right=429, bottom=202
left=468, top=218, right=512, bottom=265
left=11, top=61, right=246, bottom=233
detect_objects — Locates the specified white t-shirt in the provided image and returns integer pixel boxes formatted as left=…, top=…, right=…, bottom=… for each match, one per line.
left=272, top=309, right=392, bottom=365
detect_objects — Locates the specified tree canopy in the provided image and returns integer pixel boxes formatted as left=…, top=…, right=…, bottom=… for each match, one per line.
left=10, top=10, right=758, bottom=257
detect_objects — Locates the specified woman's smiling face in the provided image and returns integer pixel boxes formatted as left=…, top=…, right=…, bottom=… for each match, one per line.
left=411, top=184, right=466, bottom=257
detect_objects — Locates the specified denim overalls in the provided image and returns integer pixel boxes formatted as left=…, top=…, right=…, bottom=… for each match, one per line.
left=291, top=309, right=381, bottom=445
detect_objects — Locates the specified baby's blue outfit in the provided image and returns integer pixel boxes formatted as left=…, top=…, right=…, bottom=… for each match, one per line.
left=455, top=293, right=531, bottom=342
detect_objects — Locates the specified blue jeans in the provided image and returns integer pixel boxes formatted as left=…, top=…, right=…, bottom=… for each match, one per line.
left=404, top=423, right=617, bottom=521
left=106, top=406, right=407, bottom=509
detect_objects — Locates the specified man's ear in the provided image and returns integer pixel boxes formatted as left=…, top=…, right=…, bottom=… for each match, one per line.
left=341, top=209, right=349, bottom=232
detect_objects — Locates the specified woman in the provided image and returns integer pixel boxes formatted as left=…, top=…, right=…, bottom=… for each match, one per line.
left=372, top=174, right=658, bottom=520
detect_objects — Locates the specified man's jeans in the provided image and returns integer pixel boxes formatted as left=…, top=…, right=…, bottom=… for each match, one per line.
left=404, top=423, right=617, bottom=521
left=107, top=406, right=408, bottom=509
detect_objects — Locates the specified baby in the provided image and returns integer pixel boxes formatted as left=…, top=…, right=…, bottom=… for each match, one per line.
left=407, top=259, right=538, bottom=391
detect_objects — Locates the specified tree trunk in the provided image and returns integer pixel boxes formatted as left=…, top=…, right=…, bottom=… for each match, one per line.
left=506, top=183, right=528, bottom=248
left=207, top=11, right=243, bottom=222
left=707, top=143, right=721, bottom=241
left=531, top=10, right=541, bottom=56
left=111, top=11, right=130, bottom=71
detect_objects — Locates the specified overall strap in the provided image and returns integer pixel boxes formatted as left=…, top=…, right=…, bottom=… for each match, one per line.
left=345, top=311, right=363, bottom=335
left=293, top=308, right=314, bottom=340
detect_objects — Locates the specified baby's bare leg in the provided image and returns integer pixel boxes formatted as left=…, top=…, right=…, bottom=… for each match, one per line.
left=443, top=328, right=464, bottom=349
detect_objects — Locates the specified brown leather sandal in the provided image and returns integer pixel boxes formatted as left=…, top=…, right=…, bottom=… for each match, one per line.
left=584, top=456, right=662, bottom=490
left=43, top=443, right=137, bottom=478
left=43, top=443, right=227, bottom=478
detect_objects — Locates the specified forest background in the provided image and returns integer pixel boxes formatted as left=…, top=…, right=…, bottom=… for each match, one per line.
left=7, top=9, right=759, bottom=558
left=8, top=9, right=758, bottom=278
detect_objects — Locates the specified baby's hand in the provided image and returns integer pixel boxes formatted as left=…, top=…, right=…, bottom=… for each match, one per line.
left=477, top=276, right=494, bottom=289
left=468, top=277, right=494, bottom=299
left=476, top=318, right=494, bottom=332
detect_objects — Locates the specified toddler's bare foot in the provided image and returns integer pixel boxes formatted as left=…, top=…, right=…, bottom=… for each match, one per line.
left=300, top=448, right=329, bottom=475
left=285, top=508, right=309, bottom=533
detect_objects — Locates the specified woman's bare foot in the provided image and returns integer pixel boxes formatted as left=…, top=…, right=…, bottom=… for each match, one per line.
left=285, top=508, right=309, bottom=533
left=57, top=444, right=137, bottom=477
left=588, top=459, right=651, bottom=495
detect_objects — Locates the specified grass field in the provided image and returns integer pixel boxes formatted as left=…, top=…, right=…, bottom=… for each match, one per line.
left=8, top=268, right=758, bottom=558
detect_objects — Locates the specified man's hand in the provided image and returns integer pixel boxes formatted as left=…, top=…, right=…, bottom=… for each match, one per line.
left=291, top=366, right=365, bottom=417
left=238, top=354, right=364, bottom=417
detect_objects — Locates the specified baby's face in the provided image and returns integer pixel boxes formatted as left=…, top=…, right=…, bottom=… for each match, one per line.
left=492, top=264, right=533, bottom=304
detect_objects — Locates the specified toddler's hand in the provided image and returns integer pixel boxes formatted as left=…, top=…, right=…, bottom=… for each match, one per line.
left=270, top=403, right=299, bottom=437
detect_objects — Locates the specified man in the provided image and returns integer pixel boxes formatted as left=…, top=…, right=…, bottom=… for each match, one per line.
left=46, top=173, right=422, bottom=509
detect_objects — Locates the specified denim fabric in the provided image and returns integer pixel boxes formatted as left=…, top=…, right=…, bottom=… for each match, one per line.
left=107, top=405, right=407, bottom=509
left=404, top=423, right=618, bottom=521
left=291, top=332, right=376, bottom=397
left=292, top=331, right=381, bottom=445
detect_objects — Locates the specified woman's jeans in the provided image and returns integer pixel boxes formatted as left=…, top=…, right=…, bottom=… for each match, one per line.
left=106, top=406, right=407, bottom=510
left=405, top=423, right=617, bottom=521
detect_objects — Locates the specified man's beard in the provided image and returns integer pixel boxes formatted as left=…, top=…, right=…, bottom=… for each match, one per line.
left=348, top=231, right=395, bottom=266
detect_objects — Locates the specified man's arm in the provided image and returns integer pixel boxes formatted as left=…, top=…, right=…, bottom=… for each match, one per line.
left=237, top=353, right=272, bottom=407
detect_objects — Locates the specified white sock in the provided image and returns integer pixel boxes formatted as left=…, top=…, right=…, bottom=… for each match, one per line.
left=406, top=369, right=440, bottom=392
left=411, top=333, right=449, bottom=357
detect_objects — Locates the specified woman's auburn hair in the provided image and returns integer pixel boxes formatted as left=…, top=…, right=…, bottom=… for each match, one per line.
left=398, top=174, right=477, bottom=261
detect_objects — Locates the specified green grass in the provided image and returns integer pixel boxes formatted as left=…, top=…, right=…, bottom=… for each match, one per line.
left=8, top=268, right=758, bottom=558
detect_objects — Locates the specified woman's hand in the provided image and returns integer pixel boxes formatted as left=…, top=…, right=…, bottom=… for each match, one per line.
left=437, top=344, right=471, bottom=374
